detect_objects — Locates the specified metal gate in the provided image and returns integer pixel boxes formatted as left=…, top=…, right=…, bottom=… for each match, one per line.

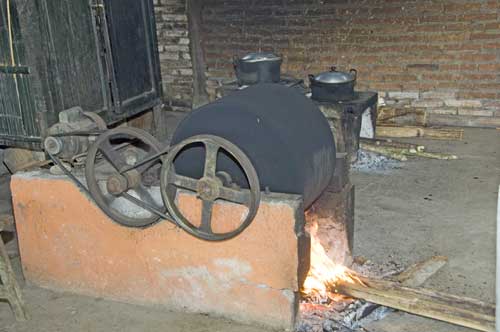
left=0, top=0, right=162, bottom=149
left=0, top=0, right=39, bottom=148
left=99, top=0, right=161, bottom=116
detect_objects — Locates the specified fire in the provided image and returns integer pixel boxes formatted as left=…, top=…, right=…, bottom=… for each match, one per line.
left=302, top=223, right=363, bottom=299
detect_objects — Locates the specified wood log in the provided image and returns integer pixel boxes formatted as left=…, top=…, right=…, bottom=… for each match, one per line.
left=377, top=125, right=464, bottom=140
left=334, top=277, right=495, bottom=332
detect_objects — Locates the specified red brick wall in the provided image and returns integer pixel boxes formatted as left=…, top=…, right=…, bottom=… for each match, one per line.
left=154, top=0, right=193, bottom=111
left=200, top=0, right=500, bottom=126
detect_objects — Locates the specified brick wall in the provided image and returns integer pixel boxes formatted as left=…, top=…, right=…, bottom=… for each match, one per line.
left=200, top=0, right=500, bottom=127
left=154, top=0, right=193, bottom=111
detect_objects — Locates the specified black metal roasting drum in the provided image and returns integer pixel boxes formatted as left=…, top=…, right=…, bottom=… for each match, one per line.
left=171, top=84, right=336, bottom=208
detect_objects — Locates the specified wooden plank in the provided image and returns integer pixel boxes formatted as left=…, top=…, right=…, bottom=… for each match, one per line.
left=394, top=256, right=448, bottom=286
left=377, top=125, right=464, bottom=140
left=335, top=277, right=495, bottom=332
left=353, top=256, right=449, bottom=323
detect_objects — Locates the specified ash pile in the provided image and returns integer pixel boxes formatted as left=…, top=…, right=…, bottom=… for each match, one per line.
left=351, top=150, right=401, bottom=173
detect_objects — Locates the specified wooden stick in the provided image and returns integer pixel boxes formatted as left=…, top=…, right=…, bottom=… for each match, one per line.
left=360, top=142, right=457, bottom=160
left=359, top=143, right=408, bottom=161
left=0, top=232, right=28, bottom=321
left=360, top=137, right=425, bottom=152
left=410, top=150, right=458, bottom=160
left=334, top=277, right=495, bottom=332
left=377, top=125, right=464, bottom=140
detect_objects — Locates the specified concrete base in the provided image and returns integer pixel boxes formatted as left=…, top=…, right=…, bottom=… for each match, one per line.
left=11, top=171, right=310, bottom=330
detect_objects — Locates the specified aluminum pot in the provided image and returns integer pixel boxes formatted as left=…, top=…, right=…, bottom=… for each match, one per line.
left=233, top=52, right=282, bottom=86
left=309, top=66, right=357, bottom=102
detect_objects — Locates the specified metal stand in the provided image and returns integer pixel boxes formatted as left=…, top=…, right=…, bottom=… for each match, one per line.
left=0, top=215, right=28, bottom=321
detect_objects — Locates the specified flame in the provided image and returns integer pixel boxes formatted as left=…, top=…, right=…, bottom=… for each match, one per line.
left=302, top=223, right=363, bottom=299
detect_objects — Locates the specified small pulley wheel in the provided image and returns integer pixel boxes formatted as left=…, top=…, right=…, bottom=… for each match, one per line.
left=85, top=127, right=164, bottom=227
left=160, top=135, right=261, bottom=241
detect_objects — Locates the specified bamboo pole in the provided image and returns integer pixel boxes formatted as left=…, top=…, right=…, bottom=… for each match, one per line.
left=334, top=277, right=495, bottom=332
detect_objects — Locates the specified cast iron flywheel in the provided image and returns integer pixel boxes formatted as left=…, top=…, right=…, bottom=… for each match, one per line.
left=85, top=127, right=165, bottom=227
left=160, top=135, right=261, bottom=241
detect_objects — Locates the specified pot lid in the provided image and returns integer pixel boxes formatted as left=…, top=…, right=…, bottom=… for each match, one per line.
left=240, top=52, right=281, bottom=63
left=313, top=67, right=356, bottom=83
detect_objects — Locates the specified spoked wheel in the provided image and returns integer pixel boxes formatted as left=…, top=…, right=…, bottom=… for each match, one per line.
left=85, top=127, right=165, bottom=227
left=160, top=135, right=261, bottom=241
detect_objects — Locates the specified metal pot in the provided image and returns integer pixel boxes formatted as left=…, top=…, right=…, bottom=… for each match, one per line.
left=309, top=66, right=357, bottom=102
left=233, top=52, right=282, bottom=86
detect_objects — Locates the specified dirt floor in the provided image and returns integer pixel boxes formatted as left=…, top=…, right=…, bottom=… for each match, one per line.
left=0, top=127, right=498, bottom=332
left=353, top=127, right=498, bottom=332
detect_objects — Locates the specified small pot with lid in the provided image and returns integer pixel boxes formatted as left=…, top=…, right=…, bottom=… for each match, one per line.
left=234, top=52, right=282, bottom=86
left=309, top=66, right=358, bottom=102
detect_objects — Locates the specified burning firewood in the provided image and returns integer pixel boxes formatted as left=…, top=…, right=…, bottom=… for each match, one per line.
left=300, top=227, right=494, bottom=332
left=333, top=277, right=495, bottom=332
left=340, top=255, right=449, bottom=327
